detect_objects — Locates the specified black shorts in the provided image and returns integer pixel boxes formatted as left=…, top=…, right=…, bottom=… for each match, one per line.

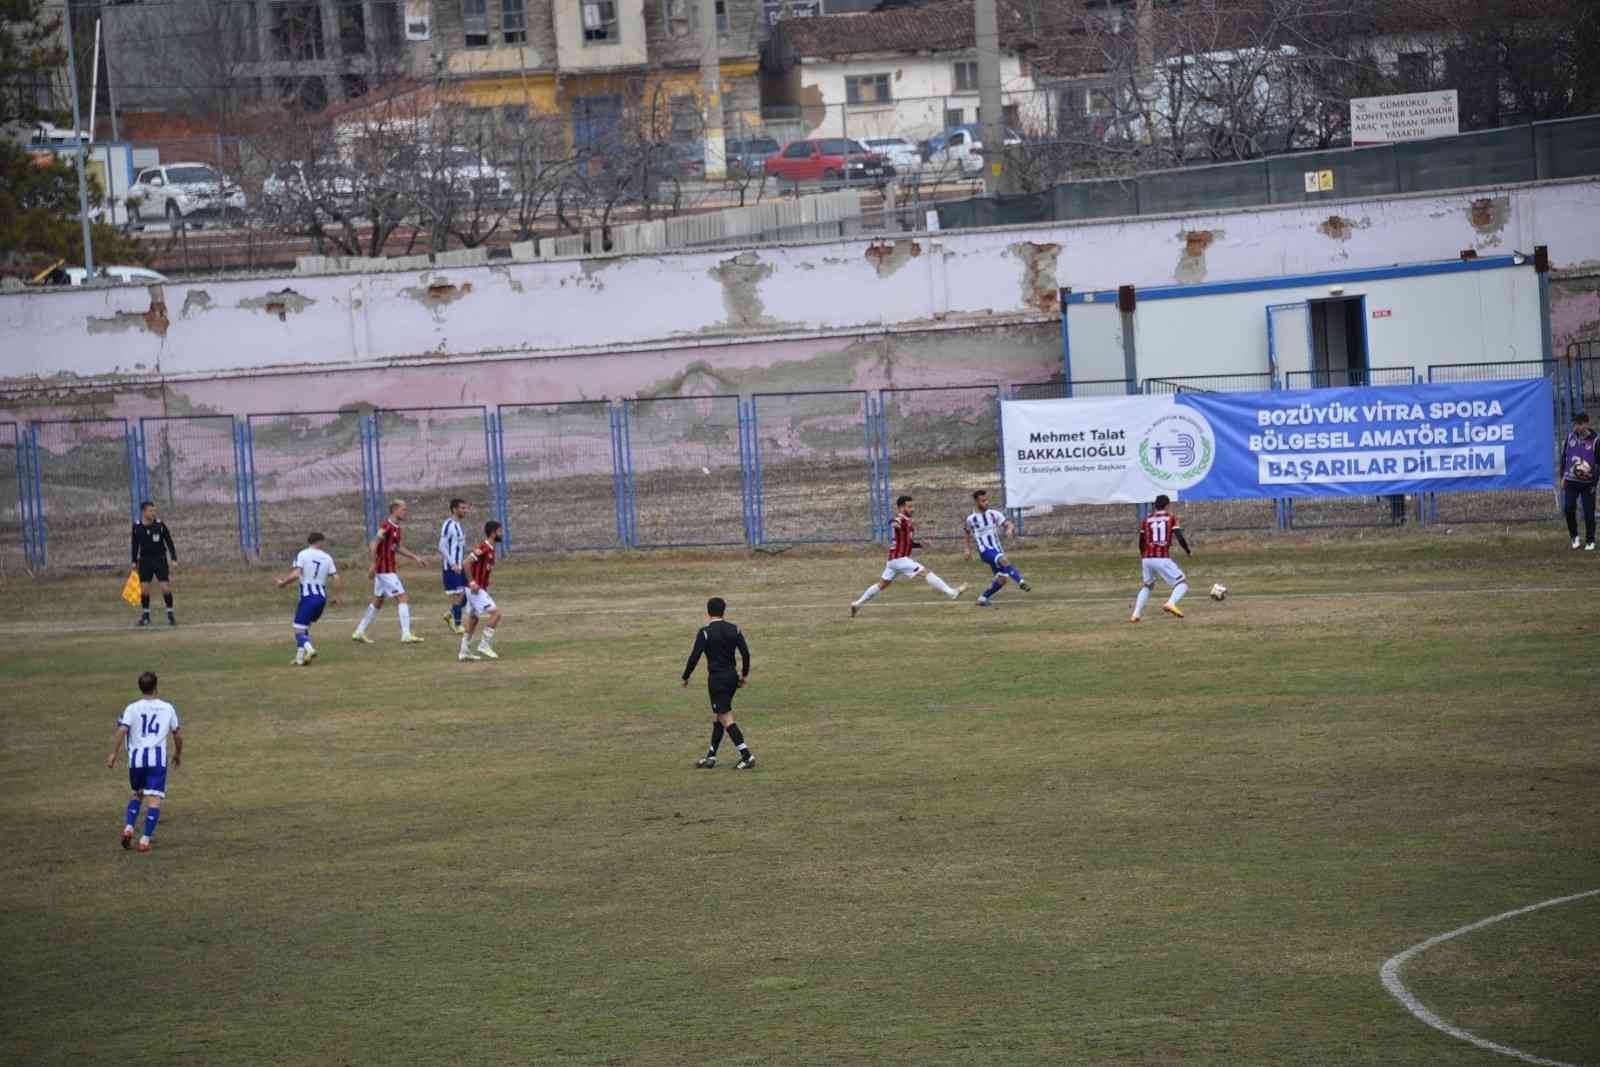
left=137, top=557, right=170, bottom=583
left=708, top=675, right=739, bottom=714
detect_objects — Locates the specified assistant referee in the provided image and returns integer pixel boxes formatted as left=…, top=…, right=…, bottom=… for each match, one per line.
left=132, top=501, right=178, bottom=626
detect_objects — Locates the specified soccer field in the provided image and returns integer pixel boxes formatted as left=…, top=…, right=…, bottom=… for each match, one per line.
left=3, top=529, right=1597, bottom=1065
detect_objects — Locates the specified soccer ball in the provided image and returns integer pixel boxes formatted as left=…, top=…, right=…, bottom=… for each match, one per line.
left=1575, top=459, right=1594, bottom=481
left=1209, top=583, right=1228, bottom=601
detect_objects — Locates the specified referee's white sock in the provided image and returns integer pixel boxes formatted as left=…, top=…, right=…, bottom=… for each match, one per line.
left=925, top=571, right=957, bottom=597
left=397, top=603, right=412, bottom=636
left=852, top=584, right=881, bottom=608
left=355, top=605, right=377, bottom=635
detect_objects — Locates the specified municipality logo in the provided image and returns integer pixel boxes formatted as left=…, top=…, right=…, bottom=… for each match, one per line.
left=1138, top=410, right=1216, bottom=487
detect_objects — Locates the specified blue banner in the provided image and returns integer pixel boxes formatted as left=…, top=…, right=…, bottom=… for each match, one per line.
left=1174, top=379, right=1554, bottom=499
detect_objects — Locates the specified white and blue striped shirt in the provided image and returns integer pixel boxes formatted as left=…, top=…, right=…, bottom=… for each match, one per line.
left=439, top=518, right=466, bottom=568
left=966, top=508, right=1009, bottom=554
left=293, top=546, right=337, bottom=597
left=119, top=698, right=181, bottom=769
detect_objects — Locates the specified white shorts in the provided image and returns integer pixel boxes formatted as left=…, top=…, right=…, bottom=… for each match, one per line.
left=372, top=573, right=406, bottom=598
left=467, top=587, right=498, bottom=616
left=1141, top=557, right=1186, bottom=588
left=881, top=556, right=925, bottom=582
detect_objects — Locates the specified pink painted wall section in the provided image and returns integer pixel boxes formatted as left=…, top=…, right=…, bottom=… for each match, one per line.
left=1553, top=270, right=1600, bottom=353
left=2, top=179, right=1597, bottom=391
left=0, top=322, right=1063, bottom=425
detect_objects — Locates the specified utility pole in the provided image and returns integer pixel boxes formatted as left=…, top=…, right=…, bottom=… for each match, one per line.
left=62, top=0, right=96, bottom=272
left=698, top=0, right=726, bottom=180
left=975, top=0, right=1008, bottom=198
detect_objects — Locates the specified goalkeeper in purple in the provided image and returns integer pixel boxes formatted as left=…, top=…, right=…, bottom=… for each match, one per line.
left=1561, top=412, right=1598, bottom=551
left=964, top=489, right=1031, bottom=607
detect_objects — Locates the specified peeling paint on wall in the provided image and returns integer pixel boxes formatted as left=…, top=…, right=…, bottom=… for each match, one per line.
left=707, top=252, right=779, bottom=330
left=1175, top=229, right=1221, bottom=284
left=400, top=277, right=472, bottom=323
left=864, top=239, right=922, bottom=278
left=239, top=288, right=316, bottom=322
left=180, top=290, right=212, bottom=318
left=1469, top=196, right=1511, bottom=246
left=86, top=287, right=169, bottom=337
left=1010, top=241, right=1061, bottom=313
left=1317, top=215, right=1369, bottom=242
left=491, top=265, right=525, bottom=293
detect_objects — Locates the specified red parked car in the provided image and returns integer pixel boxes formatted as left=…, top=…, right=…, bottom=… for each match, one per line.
left=764, top=138, right=895, bottom=186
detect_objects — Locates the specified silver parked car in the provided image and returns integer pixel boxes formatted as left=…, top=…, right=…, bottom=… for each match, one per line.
left=128, top=162, right=247, bottom=225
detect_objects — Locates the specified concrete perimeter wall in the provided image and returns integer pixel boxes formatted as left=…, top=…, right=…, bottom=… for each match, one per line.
left=2, top=179, right=1598, bottom=424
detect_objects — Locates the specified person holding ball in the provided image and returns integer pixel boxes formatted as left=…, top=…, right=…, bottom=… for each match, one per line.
left=1561, top=413, right=1598, bottom=551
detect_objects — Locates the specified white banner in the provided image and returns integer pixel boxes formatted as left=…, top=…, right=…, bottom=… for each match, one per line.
left=1001, top=396, right=1215, bottom=506
left=1350, top=90, right=1459, bottom=145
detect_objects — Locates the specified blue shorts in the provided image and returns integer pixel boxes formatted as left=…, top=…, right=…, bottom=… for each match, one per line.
left=294, top=594, right=326, bottom=627
left=129, top=764, right=168, bottom=797
left=443, top=567, right=467, bottom=593
left=979, top=547, right=1008, bottom=573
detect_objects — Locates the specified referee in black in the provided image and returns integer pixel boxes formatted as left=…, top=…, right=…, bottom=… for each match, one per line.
left=132, top=501, right=178, bottom=626
left=682, top=597, right=755, bottom=769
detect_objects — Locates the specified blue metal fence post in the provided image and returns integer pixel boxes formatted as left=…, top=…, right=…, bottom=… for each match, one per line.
left=607, top=404, right=628, bottom=548
left=231, top=418, right=249, bottom=559
left=19, top=425, right=46, bottom=568
left=864, top=395, right=881, bottom=541
left=876, top=395, right=892, bottom=541
left=737, top=398, right=756, bottom=546
left=486, top=412, right=511, bottom=553
left=620, top=401, right=638, bottom=547
left=126, top=422, right=144, bottom=522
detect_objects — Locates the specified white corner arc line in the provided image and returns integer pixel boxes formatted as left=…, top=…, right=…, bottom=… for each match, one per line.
left=1379, top=888, right=1600, bottom=1067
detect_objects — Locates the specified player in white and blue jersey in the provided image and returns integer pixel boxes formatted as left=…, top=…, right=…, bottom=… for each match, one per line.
left=439, top=498, right=470, bottom=635
left=275, top=532, right=341, bottom=666
left=105, top=671, right=183, bottom=853
left=963, top=489, right=1031, bottom=607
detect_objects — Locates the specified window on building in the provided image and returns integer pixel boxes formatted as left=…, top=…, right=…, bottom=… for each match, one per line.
left=503, top=0, right=527, bottom=43
left=572, top=94, right=623, bottom=150
left=671, top=94, right=702, bottom=140
left=462, top=0, right=489, bottom=46
left=1002, top=103, right=1020, bottom=130
left=945, top=107, right=965, bottom=128
left=716, top=0, right=728, bottom=33
left=337, top=1, right=367, bottom=55
left=845, top=73, right=892, bottom=106
left=1397, top=52, right=1428, bottom=90
left=271, top=3, right=326, bottom=61
left=954, top=60, right=978, bottom=94
left=665, top=0, right=690, bottom=37
left=1089, top=87, right=1114, bottom=115
left=583, top=0, right=619, bottom=43
left=342, top=73, right=369, bottom=99
left=375, top=1, right=404, bottom=47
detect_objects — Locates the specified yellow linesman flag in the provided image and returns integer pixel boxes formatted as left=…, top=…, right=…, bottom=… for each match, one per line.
left=121, top=569, right=142, bottom=606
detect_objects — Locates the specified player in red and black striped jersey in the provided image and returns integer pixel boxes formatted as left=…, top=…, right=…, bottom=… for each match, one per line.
left=850, top=494, right=966, bottom=616
left=353, top=500, right=429, bottom=644
left=1131, top=494, right=1192, bottom=623
left=458, top=521, right=505, bottom=662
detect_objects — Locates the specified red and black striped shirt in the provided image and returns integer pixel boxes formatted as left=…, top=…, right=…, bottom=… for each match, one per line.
left=1139, top=510, right=1180, bottom=559
left=374, top=519, right=402, bottom=573
left=890, top=514, right=916, bottom=559
left=468, top=540, right=496, bottom=590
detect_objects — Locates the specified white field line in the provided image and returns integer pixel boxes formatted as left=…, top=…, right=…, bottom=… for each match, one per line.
left=1379, top=888, right=1600, bottom=1067
left=0, top=584, right=1576, bottom=639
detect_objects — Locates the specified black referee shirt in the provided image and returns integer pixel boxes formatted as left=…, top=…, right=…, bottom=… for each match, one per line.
left=132, top=521, right=177, bottom=564
left=682, top=619, right=750, bottom=682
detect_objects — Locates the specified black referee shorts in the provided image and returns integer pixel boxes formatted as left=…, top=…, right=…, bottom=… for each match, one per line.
left=137, top=557, right=170, bottom=583
left=708, top=674, right=739, bottom=714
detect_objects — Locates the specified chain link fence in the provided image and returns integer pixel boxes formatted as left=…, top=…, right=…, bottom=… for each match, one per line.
left=11, top=362, right=1580, bottom=566
left=0, top=422, right=22, bottom=575
left=751, top=391, right=873, bottom=544
left=138, top=416, right=242, bottom=562
left=31, top=419, right=134, bottom=569
left=624, top=397, right=747, bottom=548
left=497, top=402, right=623, bottom=552
left=246, top=410, right=369, bottom=564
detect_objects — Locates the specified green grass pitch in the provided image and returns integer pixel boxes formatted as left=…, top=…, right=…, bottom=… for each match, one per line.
left=2, top=529, right=1597, bottom=1065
